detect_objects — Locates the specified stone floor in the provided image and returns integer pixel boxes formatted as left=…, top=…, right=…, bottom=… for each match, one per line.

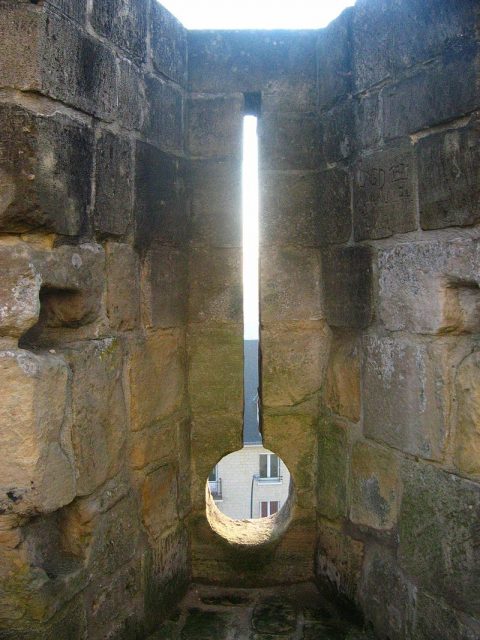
left=148, top=583, right=376, bottom=640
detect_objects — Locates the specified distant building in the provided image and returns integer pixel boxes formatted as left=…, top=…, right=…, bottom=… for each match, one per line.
left=209, top=445, right=291, bottom=519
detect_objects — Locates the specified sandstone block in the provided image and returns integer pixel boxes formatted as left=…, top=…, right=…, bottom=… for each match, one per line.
left=188, top=159, right=242, bottom=248
left=359, top=546, right=410, bottom=640
left=117, top=58, right=145, bottom=131
left=189, top=248, right=242, bottom=325
left=260, top=172, right=319, bottom=248
left=91, top=0, right=147, bottom=64
left=188, top=326, right=243, bottom=415
left=317, top=418, right=348, bottom=520
left=363, top=335, right=452, bottom=460
left=0, top=4, right=43, bottom=90
left=129, top=418, right=177, bottom=471
left=316, top=520, right=363, bottom=602
left=0, top=349, right=75, bottom=515
left=412, top=591, right=480, bottom=640
left=418, top=119, right=480, bottom=230
left=150, top=0, right=187, bottom=85
left=259, top=112, right=321, bottom=171
left=318, top=100, right=355, bottom=165
left=0, top=103, right=93, bottom=235
left=354, top=90, right=382, bottom=151
left=383, top=42, right=479, bottom=140
left=141, top=464, right=178, bottom=540
left=316, top=168, right=351, bottom=246
left=454, top=352, right=480, bottom=477
left=46, top=0, right=87, bottom=23
left=188, top=31, right=316, bottom=95
left=260, top=247, right=323, bottom=324
left=187, top=94, right=243, bottom=159
left=261, top=325, right=331, bottom=410
left=41, top=11, right=117, bottom=120
left=316, top=9, right=353, bottom=109
left=378, top=239, right=480, bottom=334
left=353, top=142, right=416, bottom=240
left=142, top=246, right=187, bottom=329
left=350, top=442, right=400, bottom=530
left=399, top=461, right=480, bottom=618
left=94, top=131, right=134, bottom=237
left=134, top=142, right=187, bottom=252
left=353, top=0, right=479, bottom=91
left=129, top=329, right=186, bottom=432
left=324, top=332, right=360, bottom=422
left=143, top=75, right=184, bottom=152
left=322, top=246, right=372, bottom=328
left=0, top=243, right=41, bottom=340
left=67, top=338, right=126, bottom=496
left=106, top=242, right=140, bottom=332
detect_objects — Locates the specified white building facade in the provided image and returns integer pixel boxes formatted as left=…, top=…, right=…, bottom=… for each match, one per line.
left=208, top=445, right=291, bottom=520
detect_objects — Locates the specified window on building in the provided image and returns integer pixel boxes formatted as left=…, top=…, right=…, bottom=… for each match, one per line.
left=208, top=466, right=218, bottom=482
left=260, top=501, right=279, bottom=517
left=259, top=453, right=280, bottom=480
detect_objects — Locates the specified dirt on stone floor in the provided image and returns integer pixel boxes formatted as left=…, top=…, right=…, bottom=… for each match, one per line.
left=148, top=582, right=376, bottom=640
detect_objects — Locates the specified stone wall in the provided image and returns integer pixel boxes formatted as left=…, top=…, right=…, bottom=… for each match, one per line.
left=0, top=1, right=190, bottom=637
left=315, top=1, right=480, bottom=638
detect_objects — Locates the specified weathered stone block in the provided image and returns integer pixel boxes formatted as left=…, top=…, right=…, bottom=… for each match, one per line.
left=117, top=58, right=145, bottom=131
left=188, top=31, right=316, bottom=95
left=260, top=112, right=321, bottom=171
left=143, top=75, right=184, bottom=152
left=46, top=0, right=87, bottom=24
left=0, top=349, right=75, bottom=515
left=354, top=90, right=382, bottom=151
left=134, top=142, right=187, bottom=253
left=129, top=329, right=186, bottom=432
left=67, top=338, right=126, bottom=496
left=106, top=242, right=140, bottom=332
left=363, top=335, right=453, bottom=460
left=142, top=246, right=188, bottom=329
left=188, top=326, right=243, bottom=415
left=0, top=104, right=93, bottom=235
left=316, top=8, right=353, bottom=109
left=317, top=418, right=348, bottom=520
left=90, top=0, right=147, bottom=63
left=383, top=42, right=480, bottom=140
left=324, top=331, right=360, bottom=422
left=413, top=591, right=480, bottom=640
left=418, top=119, right=480, bottom=230
left=188, top=94, right=243, bottom=159
left=261, top=325, right=331, bottom=410
left=353, top=143, right=416, bottom=240
left=350, top=442, right=400, bottom=530
left=322, top=246, right=373, bottom=328
left=353, top=0, right=479, bottom=91
left=189, top=248, right=242, bottom=325
left=318, top=100, right=355, bottom=165
left=129, top=418, right=177, bottom=471
left=378, top=239, right=480, bottom=334
left=189, top=159, right=242, bottom=248
left=0, top=4, right=43, bottom=90
left=0, top=243, right=40, bottom=340
left=41, top=11, right=117, bottom=120
left=454, top=352, right=480, bottom=477
left=141, top=464, right=178, bottom=540
left=150, top=0, right=187, bottom=85
left=316, top=520, right=364, bottom=601
left=260, top=172, right=319, bottom=247
left=94, top=131, right=133, bottom=237
left=316, top=168, right=352, bottom=246
left=399, top=461, right=480, bottom=618
left=359, top=546, right=411, bottom=640
left=260, top=247, right=323, bottom=324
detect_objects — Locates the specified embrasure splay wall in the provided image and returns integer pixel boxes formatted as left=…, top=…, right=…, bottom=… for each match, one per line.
left=0, top=1, right=479, bottom=639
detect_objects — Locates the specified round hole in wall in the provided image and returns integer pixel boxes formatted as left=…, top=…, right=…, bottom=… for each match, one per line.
left=205, top=446, right=295, bottom=547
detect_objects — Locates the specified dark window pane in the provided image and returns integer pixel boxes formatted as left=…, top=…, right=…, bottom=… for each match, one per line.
left=270, top=501, right=279, bottom=514
left=270, top=454, right=279, bottom=478
left=261, top=501, right=268, bottom=517
left=259, top=454, right=268, bottom=477
left=208, top=466, right=217, bottom=481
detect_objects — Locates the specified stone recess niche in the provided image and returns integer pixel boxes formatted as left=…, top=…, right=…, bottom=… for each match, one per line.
left=0, top=0, right=479, bottom=639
